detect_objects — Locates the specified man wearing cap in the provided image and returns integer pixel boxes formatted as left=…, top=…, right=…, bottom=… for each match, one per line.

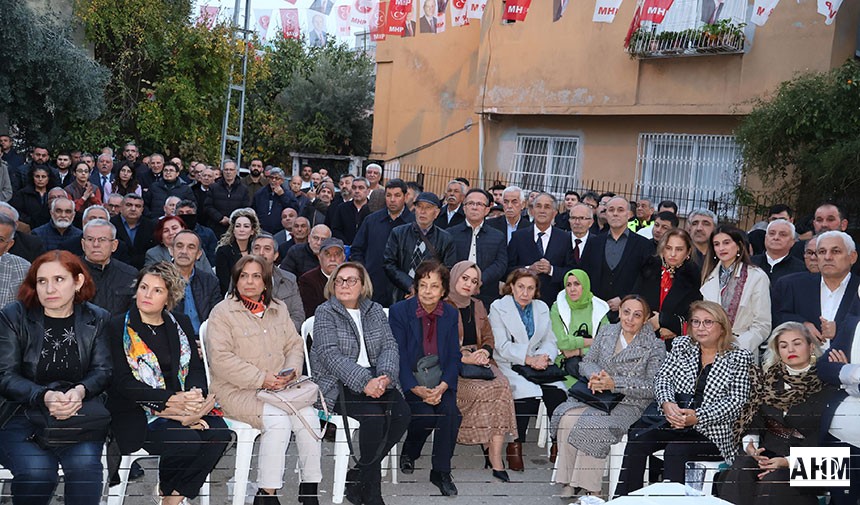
left=252, top=167, right=299, bottom=233
left=299, top=237, right=347, bottom=318
left=383, top=191, right=456, bottom=301
left=281, top=224, right=331, bottom=277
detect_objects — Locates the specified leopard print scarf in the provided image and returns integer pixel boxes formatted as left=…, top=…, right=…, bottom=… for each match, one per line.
left=732, top=363, right=823, bottom=448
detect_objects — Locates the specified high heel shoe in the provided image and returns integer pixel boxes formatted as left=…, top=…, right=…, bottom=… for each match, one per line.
left=492, top=469, right=510, bottom=482
left=482, top=446, right=491, bottom=469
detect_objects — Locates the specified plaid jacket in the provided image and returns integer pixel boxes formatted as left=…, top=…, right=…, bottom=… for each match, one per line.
left=654, top=335, right=753, bottom=462
left=310, top=297, right=400, bottom=410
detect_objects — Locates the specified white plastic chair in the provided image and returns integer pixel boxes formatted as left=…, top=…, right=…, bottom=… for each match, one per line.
left=301, top=316, right=398, bottom=504
left=536, top=399, right=552, bottom=457
left=199, top=320, right=263, bottom=505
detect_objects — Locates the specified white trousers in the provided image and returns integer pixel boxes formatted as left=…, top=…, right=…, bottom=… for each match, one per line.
left=258, top=403, right=323, bottom=489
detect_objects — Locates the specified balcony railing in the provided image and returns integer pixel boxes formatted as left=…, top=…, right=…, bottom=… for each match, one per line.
left=626, top=20, right=746, bottom=59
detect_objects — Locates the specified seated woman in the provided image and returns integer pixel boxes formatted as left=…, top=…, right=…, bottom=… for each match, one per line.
left=617, top=300, right=753, bottom=495
left=207, top=255, right=322, bottom=505
left=489, top=268, right=568, bottom=472
left=701, top=225, right=771, bottom=357
left=145, top=215, right=213, bottom=272
left=634, top=228, right=702, bottom=349
left=0, top=251, right=111, bottom=505
left=551, top=295, right=666, bottom=499
left=445, top=261, right=516, bottom=483
left=107, top=262, right=230, bottom=505
left=215, top=208, right=261, bottom=295
left=311, top=262, right=410, bottom=505
left=389, top=261, right=462, bottom=496
left=717, top=322, right=832, bottom=505
left=550, top=269, right=610, bottom=385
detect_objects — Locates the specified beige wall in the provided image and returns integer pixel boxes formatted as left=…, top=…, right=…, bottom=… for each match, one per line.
left=483, top=114, right=743, bottom=185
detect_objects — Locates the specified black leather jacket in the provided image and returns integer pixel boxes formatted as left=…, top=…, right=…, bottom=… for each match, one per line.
left=0, top=301, right=112, bottom=424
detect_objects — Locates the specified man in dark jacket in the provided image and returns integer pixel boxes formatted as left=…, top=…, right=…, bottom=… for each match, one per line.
left=143, top=162, right=194, bottom=218
left=0, top=202, right=46, bottom=262
left=252, top=233, right=305, bottom=333
left=111, top=194, right=155, bottom=270
left=351, top=179, right=414, bottom=307
left=252, top=167, right=298, bottom=233
left=280, top=224, right=330, bottom=277
left=82, top=219, right=138, bottom=316
left=383, top=192, right=456, bottom=301
left=750, top=219, right=806, bottom=285
left=171, top=230, right=221, bottom=338
left=204, top=160, right=249, bottom=238
left=448, top=189, right=507, bottom=310
left=299, top=238, right=346, bottom=320
left=330, top=176, right=370, bottom=245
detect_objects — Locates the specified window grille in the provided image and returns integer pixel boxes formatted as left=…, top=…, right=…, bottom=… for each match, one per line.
left=510, top=135, right=581, bottom=195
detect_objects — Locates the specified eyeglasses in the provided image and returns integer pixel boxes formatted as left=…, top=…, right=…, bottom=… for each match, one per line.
left=334, top=277, right=360, bottom=287
left=689, top=318, right=717, bottom=329
left=83, top=236, right=113, bottom=244
left=804, top=250, right=817, bottom=258
left=569, top=216, right=592, bottom=221
left=463, top=202, right=487, bottom=208
left=75, top=169, right=90, bottom=174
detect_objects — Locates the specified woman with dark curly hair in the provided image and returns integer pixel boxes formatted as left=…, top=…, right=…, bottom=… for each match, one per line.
left=215, top=208, right=261, bottom=295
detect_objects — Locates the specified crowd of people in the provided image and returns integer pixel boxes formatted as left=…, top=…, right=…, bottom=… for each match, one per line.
left=0, top=138, right=858, bottom=505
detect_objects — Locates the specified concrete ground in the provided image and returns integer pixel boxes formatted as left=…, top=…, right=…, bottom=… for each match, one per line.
left=103, top=435, right=588, bottom=505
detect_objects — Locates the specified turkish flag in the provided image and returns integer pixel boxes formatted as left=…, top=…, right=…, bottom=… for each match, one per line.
left=254, top=9, right=271, bottom=42
left=279, top=8, right=300, bottom=39
left=502, top=0, right=531, bottom=22
left=386, top=0, right=413, bottom=36
left=450, top=0, right=470, bottom=26
left=370, top=1, right=388, bottom=40
left=639, top=0, right=674, bottom=24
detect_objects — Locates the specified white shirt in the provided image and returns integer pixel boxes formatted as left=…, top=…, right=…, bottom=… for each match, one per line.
left=571, top=232, right=589, bottom=258
left=830, top=322, right=860, bottom=447
left=446, top=205, right=461, bottom=223
left=467, top=222, right=482, bottom=263
left=347, top=308, right=370, bottom=367
left=765, top=253, right=788, bottom=270
left=821, top=273, right=852, bottom=321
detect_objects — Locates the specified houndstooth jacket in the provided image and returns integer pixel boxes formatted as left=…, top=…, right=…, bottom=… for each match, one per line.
left=654, top=335, right=753, bottom=462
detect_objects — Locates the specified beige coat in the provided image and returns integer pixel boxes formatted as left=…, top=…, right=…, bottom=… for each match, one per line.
left=205, top=297, right=304, bottom=429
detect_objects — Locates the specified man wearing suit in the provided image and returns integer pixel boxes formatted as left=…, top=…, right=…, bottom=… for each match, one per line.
left=448, top=189, right=507, bottom=310
left=774, top=231, right=859, bottom=345
left=309, top=13, right=327, bottom=47
left=434, top=179, right=465, bottom=230
left=310, top=0, right=334, bottom=15
left=751, top=219, right=806, bottom=285
left=581, top=196, right=655, bottom=320
left=507, top=193, right=573, bottom=307
left=486, top=185, right=529, bottom=244
left=110, top=193, right=155, bottom=270
left=568, top=203, right=595, bottom=267
left=419, top=0, right=438, bottom=33
left=90, top=153, right=115, bottom=197
left=701, top=0, right=726, bottom=24
left=299, top=238, right=346, bottom=320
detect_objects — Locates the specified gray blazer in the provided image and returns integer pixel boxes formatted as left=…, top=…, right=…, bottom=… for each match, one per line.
left=550, top=323, right=666, bottom=458
left=310, top=297, right=401, bottom=410
left=272, top=267, right=305, bottom=333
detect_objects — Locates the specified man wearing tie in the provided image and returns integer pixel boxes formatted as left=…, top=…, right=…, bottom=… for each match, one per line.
left=90, top=153, right=114, bottom=197
left=507, top=192, right=573, bottom=307
left=485, top=185, right=529, bottom=244
left=419, top=0, right=438, bottom=33
left=568, top=203, right=594, bottom=267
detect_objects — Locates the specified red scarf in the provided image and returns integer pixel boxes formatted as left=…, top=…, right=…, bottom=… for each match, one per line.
left=240, top=294, right=266, bottom=316
left=659, top=266, right=674, bottom=310
left=416, top=301, right=445, bottom=356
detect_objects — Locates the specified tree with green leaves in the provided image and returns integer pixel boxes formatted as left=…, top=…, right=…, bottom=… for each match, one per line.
left=736, top=60, right=860, bottom=218
left=0, top=0, right=109, bottom=146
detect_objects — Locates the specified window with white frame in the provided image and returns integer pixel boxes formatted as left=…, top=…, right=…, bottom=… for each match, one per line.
left=511, top=135, right=581, bottom=194
left=636, top=133, right=743, bottom=218
left=648, top=0, right=747, bottom=33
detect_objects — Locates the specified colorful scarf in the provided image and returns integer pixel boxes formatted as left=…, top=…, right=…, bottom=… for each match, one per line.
left=720, top=263, right=749, bottom=325
left=240, top=294, right=266, bottom=316
left=123, top=310, right=191, bottom=419
left=516, top=301, right=535, bottom=339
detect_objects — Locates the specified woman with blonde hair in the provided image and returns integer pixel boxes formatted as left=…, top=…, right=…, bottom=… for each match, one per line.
left=617, top=300, right=753, bottom=495
left=215, top=208, right=262, bottom=295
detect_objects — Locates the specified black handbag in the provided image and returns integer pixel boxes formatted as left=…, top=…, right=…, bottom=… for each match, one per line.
left=414, top=355, right=443, bottom=388
left=511, top=364, right=567, bottom=385
left=25, top=382, right=111, bottom=450
left=460, top=363, right=495, bottom=380
left=635, top=392, right=697, bottom=434
left=567, top=380, right=625, bottom=413
left=562, top=356, right=583, bottom=378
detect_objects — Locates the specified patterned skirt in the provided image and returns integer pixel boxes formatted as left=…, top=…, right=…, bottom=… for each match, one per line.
left=455, top=363, right=517, bottom=445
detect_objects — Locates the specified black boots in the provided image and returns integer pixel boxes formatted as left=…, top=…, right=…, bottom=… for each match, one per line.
left=298, top=482, right=319, bottom=505
left=253, top=489, right=281, bottom=505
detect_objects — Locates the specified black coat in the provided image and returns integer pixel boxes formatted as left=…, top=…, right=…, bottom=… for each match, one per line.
left=9, top=230, right=45, bottom=263
left=751, top=253, right=807, bottom=286
left=279, top=243, right=320, bottom=278
left=633, top=256, right=703, bottom=336
left=10, top=185, right=51, bottom=229
left=351, top=208, right=415, bottom=307
left=434, top=206, right=465, bottom=230
left=485, top=215, right=530, bottom=243
left=111, top=215, right=156, bottom=270
left=383, top=223, right=457, bottom=301
left=143, top=179, right=195, bottom=218
left=204, top=179, right=250, bottom=237
left=0, top=301, right=112, bottom=425
left=215, top=242, right=244, bottom=296
left=330, top=201, right=370, bottom=245
left=447, top=221, right=508, bottom=309
left=581, top=229, right=655, bottom=307
left=85, top=258, right=139, bottom=316
left=506, top=225, right=573, bottom=307
left=106, top=310, right=207, bottom=454
left=773, top=272, right=860, bottom=330
left=174, top=269, right=221, bottom=330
